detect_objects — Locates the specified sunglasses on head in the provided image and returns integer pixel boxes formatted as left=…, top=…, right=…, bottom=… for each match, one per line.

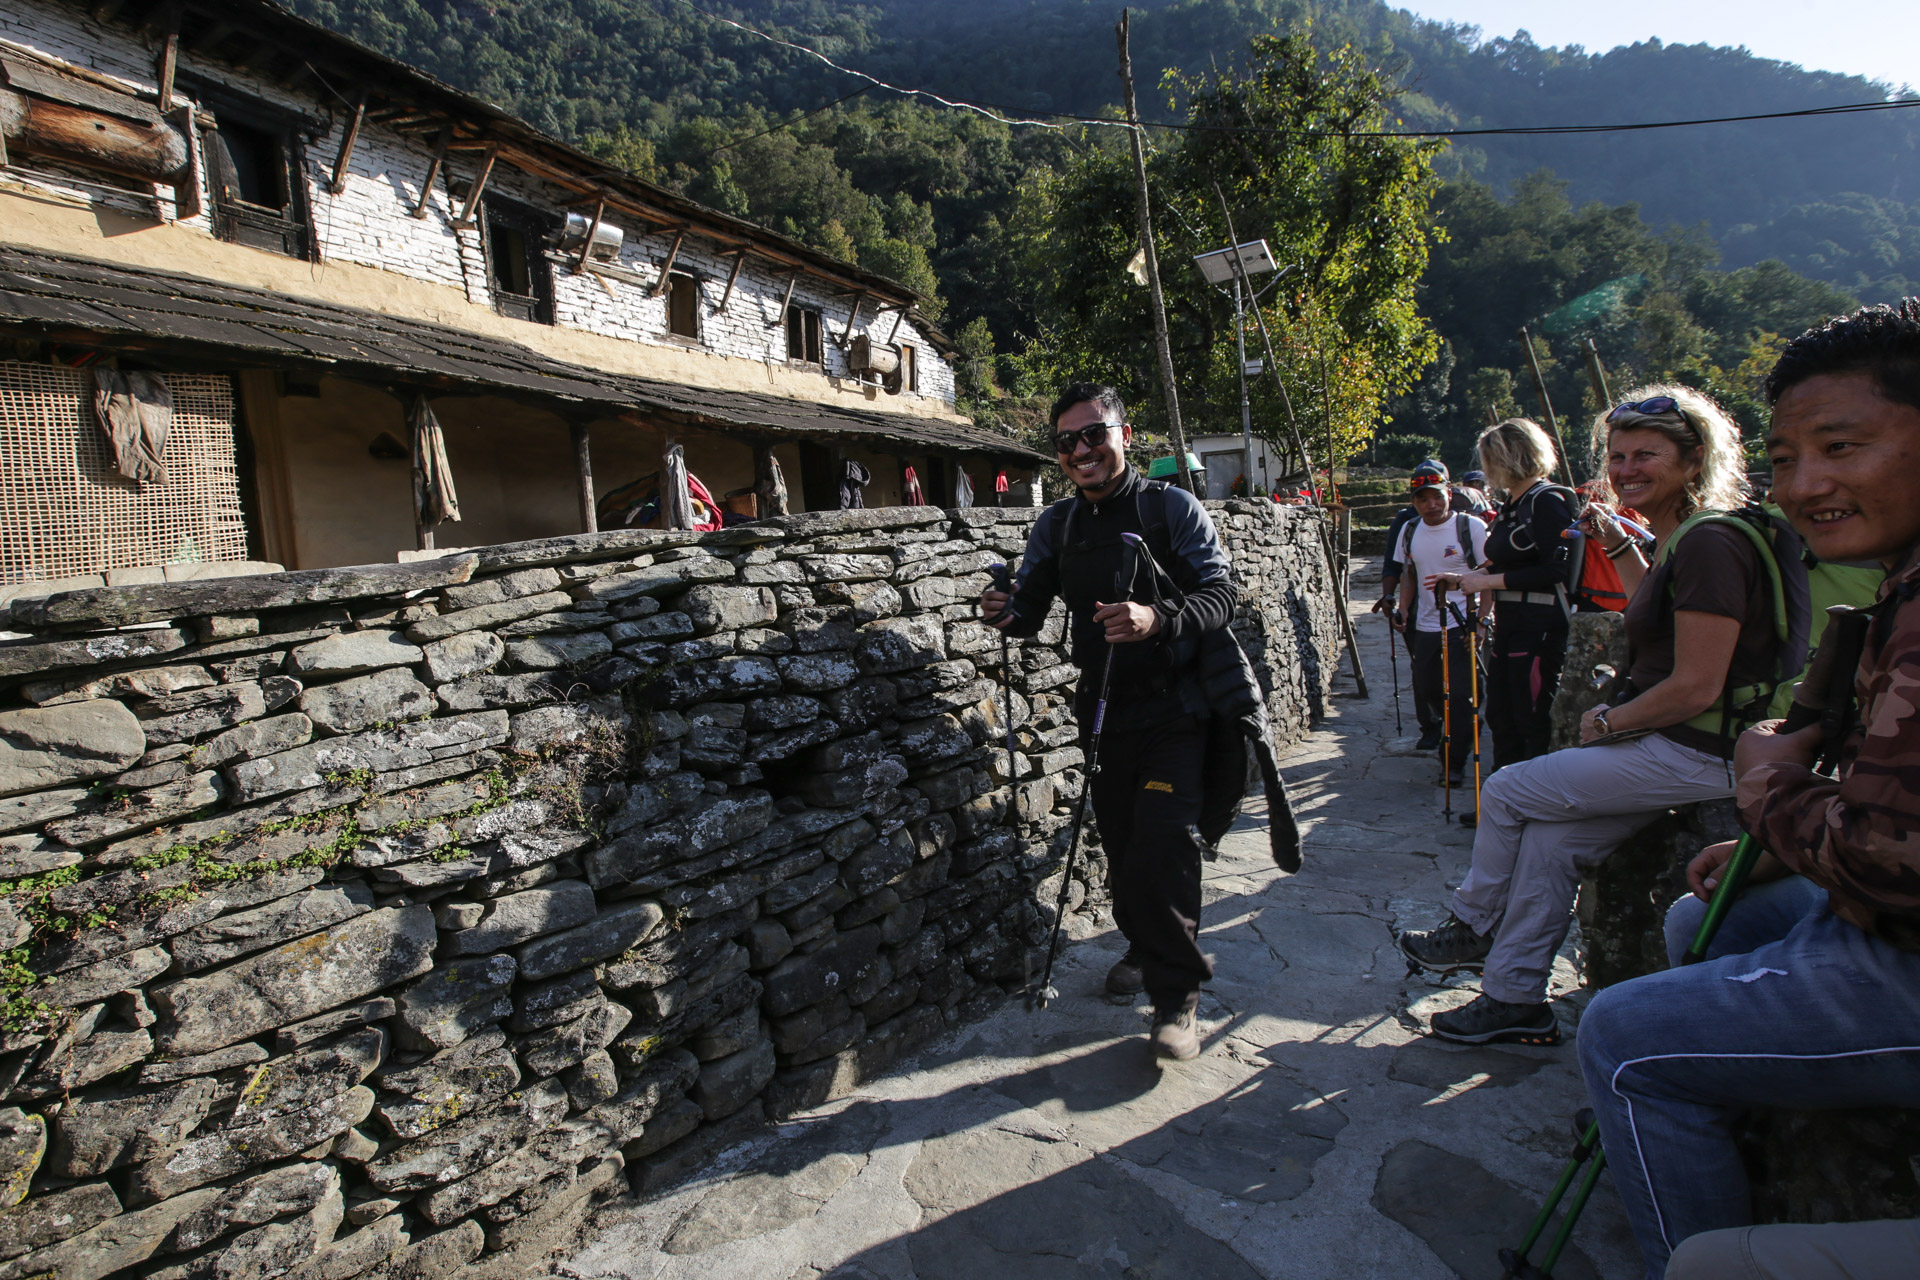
left=1053, top=422, right=1118, bottom=453
left=1607, top=396, right=1680, bottom=422
left=1408, top=473, right=1446, bottom=491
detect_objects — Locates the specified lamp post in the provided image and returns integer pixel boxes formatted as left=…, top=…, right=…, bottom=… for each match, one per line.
left=1194, top=239, right=1277, bottom=496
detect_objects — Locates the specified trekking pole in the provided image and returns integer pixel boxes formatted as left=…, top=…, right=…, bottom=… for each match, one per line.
left=988, top=561, right=1022, bottom=794
left=1030, top=533, right=1141, bottom=1011
left=1435, top=583, right=1452, bottom=820
left=1386, top=608, right=1404, bottom=735
left=1501, top=605, right=1873, bottom=1276
left=1448, top=599, right=1484, bottom=821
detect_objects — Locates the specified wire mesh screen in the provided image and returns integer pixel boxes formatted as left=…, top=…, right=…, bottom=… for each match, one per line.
left=0, top=362, right=250, bottom=586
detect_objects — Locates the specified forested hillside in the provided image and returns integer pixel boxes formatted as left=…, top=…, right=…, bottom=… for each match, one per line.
left=285, top=0, right=1919, bottom=469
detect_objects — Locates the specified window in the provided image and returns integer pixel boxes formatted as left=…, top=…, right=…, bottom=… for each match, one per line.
left=483, top=199, right=556, bottom=324
left=786, top=304, right=822, bottom=364
left=666, top=273, right=701, bottom=340
left=201, top=110, right=310, bottom=258
left=899, top=343, right=918, bottom=393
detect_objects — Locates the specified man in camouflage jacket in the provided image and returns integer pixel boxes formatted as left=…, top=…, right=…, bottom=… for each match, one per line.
left=1576, top=300, right=1920, bottom=1280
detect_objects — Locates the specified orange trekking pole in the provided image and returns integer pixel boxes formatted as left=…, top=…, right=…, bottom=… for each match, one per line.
left=1435, top=583, right=1452, bottom=820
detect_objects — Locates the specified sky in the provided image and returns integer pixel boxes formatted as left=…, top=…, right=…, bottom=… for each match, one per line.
left=1401, top=1, right=1918, bottom=91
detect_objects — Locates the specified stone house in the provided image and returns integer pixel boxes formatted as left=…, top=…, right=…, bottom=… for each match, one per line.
left=0, top=0, right=1044, bottom=594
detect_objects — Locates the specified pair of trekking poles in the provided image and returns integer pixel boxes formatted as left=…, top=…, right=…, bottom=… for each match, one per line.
left=1384, top=587, right=1488, bottom=822
left=1499, top=604, right=1873, bottom=1279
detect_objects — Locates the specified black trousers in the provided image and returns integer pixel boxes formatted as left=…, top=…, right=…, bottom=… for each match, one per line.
left=1087, top=714, right=1213, bottom=1013
left=1485, top=617, right=1568, bottom=770
left=1409, top=627, right=1475, bottom=775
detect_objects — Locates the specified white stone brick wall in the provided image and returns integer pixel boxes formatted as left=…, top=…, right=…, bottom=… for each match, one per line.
left=10, top=0, right=959, bottom=411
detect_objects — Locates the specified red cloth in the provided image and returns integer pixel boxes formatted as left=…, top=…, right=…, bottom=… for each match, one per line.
left=903, top=465, right=925, bottom=506
left=995, top=469, right=1009, bottom=493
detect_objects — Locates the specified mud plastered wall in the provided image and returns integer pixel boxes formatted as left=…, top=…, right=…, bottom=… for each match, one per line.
left=0, top=499, right=1334, bottom=1280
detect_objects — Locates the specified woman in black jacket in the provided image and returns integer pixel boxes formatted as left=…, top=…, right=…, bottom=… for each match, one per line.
left=1438, top=419, right=1580, bottom=771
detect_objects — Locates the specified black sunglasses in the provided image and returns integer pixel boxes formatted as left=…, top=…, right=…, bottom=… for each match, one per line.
left=1053, top=422, right=1119, bottom=453
left=1607, top=396, right=1680, bottom=422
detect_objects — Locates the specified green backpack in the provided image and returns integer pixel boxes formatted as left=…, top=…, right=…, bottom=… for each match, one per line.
left=1657, top=503, right=1884, bottom=739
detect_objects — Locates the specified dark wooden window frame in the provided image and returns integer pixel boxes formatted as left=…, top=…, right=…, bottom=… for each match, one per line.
left=666, top=272, right=702, bottom=342
left=481, top=196, right=557, bottom=325
left=786, top=303, right=823, bottom=365
left=188, top=80, right=317, bottom=261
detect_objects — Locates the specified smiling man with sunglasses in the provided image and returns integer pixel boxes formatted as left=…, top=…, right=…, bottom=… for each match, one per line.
left=979, top=382, right=1238, bottom=1061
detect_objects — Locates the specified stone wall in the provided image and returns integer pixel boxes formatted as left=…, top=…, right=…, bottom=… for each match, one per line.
left=0, top=500, right=1334, bottom=1280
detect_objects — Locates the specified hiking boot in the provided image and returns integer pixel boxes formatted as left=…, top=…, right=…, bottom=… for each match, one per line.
left=1150, top=1007, right=1200, bottom=1061
left=1430, top=994, right=1561, bottom=1045
left=1457, top=808, right=1478, bottom=828
left=1416, top=728, right=1442, bottom=750
left=1106, top=952, right=1145, bottom=996
left=1399, top=913, right=1493, bottom=974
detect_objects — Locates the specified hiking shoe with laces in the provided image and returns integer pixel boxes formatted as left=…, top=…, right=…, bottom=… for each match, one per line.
left=1429, top=994, right=1560, bottom=1045
left=1106, top=952, right=1145, bottom=996
left=1416, top=728, right=1442, bottom=750
left=1399, top=913, right=1493, bottom=974
left=1150, top=1007, right=1200, bottom=1061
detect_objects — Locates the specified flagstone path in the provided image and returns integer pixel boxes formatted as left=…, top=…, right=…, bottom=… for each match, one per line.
left=559, top=587, right=1642, bottom=1280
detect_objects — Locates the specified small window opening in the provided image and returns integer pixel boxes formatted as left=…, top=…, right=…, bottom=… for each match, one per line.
left=899, top=343, right=918, bottom=393
left=786, top=305, right=823, bottom=364
left=201, top=102, right=310, bottom=258
left=483, top=199, right=556, bottom=324
left=667, top=273, right=701, bottom=340
left=216, top=120, right=291, bottom=211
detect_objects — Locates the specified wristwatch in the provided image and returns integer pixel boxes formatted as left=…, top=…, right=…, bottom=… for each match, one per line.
left=1593, top=709, right=1612, bottom=736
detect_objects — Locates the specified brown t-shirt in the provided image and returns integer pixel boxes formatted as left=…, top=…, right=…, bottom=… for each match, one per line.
left=1623, top=521, right=1775, bottom=757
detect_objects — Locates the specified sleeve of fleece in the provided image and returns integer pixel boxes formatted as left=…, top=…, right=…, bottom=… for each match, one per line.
left=1738, top=596, right=1920, bottom=917
left=1001, top=507, right=1060, bottom=639
left=1154, top=488, right=1238, bottom=647
left=1499, top=489, right=1580, bottom=592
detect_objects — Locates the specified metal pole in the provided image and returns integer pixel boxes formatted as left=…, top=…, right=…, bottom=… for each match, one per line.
left=1116, top=10, right=1195, bottom=496
left=1235, top=274, right=1254, bottom=496
left=1583, top=337, right=1613, bottom=414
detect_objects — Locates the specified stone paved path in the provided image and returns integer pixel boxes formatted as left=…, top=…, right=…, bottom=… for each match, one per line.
left=561, top=595, right=1642, bottom=1280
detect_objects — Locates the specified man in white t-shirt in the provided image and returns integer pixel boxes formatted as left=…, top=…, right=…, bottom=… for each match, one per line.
left=1394, top=463, right=1492, bottom=785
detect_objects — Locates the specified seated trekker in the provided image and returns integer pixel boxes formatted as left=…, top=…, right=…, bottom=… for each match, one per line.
left=1577, top=300, right=1920, bottom=1280
left=1398, top=384, right=1764, bottom=1044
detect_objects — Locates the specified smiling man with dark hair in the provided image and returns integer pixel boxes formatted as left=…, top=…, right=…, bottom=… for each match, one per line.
left=1575, top=300, right=1920, bottom=1280
left=979, top=382, right=1239, bottom=1061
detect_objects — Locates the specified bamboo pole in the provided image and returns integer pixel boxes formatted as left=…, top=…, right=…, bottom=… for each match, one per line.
left=1116, top=10, right=1194, bottom=495
left=1520, top=326, right=1575, bottom=481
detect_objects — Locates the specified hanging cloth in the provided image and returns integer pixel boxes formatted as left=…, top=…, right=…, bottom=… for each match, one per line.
left=91, top=369, right=172, bottom=484
left=955, top=469, right=975, bottom=508
left=839, top=459, right=871, bottom=510
left=409, top=394, right=463, bottom=530
left=994, top=468, right=1009, bottom=507
left=902, top=464, right=925, bottom=506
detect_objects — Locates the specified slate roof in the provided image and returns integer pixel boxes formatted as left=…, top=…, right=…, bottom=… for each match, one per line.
left=0, top=246, right=1045, bottom=463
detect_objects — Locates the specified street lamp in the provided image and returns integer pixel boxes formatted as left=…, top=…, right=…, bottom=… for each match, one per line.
left=1194, top=240, right=1277, bottom=496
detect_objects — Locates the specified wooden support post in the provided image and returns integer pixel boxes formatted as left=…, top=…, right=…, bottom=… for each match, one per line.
left=838, top=290, right=867, bottom=347
left=767, top=274, right=799, bottom=329
left=885, top=307, right=906, bottom=345
left=571, top=421, right=597, bottom=533
left=1116, top=10, right=1194, bottom=496
left=663, top=440, right=693, bottom=530
left=716, top=249, right=748, bottom=311
left=754, top=443, right=789, bottom=517
left=650, top=229, right=686, bottom=297
left=1520, top=325, right=1574, bottom=481
left=454, top=145, right=497, bottom=229
left=412, top=126, right=450, bottom=219
left=574, top=198, right=605, bottom=274
left=328, top=90, right=368, bottom=196
left=155, top=5, right=180, bottom=109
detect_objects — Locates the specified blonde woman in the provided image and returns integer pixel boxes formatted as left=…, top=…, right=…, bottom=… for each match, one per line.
left=1431, top=418, right=1580, bottom=772
left=1402, top=385, right=1765, bottom=1045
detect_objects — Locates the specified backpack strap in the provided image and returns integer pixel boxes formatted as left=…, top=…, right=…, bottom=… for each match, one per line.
left=1454, top=513, right=1480, bottom=570
left=1657, top=507, right=1790, bottom=744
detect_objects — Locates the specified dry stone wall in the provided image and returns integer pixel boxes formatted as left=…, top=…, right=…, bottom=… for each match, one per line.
left=0, top=499, right=1333, bottom=1280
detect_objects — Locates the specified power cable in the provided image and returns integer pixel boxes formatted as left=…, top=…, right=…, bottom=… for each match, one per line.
left=696, top=83, right=875, bottom=160
left=675, top=0, right=1920, bottom=140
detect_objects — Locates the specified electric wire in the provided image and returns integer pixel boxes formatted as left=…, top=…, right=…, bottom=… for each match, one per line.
left=676, top=0, right=1920, bottom=141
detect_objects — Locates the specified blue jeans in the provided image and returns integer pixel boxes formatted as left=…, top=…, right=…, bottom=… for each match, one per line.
left=1577, top=883, right=1920, bottom=1279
